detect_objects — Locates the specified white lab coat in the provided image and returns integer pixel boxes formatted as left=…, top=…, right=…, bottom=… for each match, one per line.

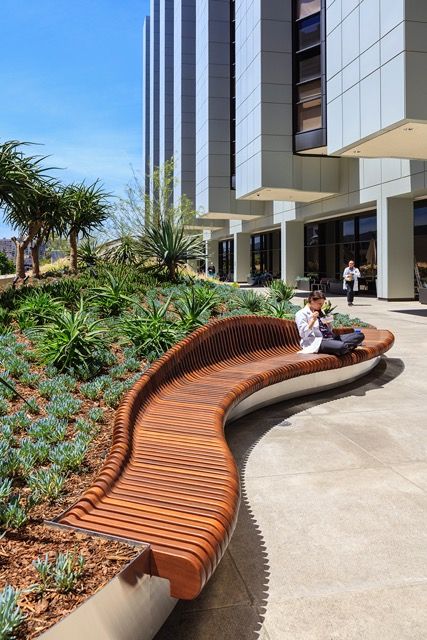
left=295, top=305, right=325, bottom=353
left=343, top=266, right=360, bottom=292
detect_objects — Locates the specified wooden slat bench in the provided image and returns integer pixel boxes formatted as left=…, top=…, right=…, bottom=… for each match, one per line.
left=54, top=316, right=394, bottom=599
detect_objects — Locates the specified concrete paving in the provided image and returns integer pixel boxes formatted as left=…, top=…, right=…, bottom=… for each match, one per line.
left=155, top=295, right=427, bottom=640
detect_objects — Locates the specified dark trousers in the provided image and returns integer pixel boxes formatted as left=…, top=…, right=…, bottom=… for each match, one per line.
left=346, top=280, right=355, bottom=303
left=318, top=331, right=365, bottom=356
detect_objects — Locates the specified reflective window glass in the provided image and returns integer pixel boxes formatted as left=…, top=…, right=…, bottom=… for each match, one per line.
left=297, top=98, right=321, bottom=132
left=297, top=78, right=321, bottom=102
left=297, top=14, right=320, bottom=50
left=359, top=215, right=376, bottom=239
left=296, top=0, right=321, bottom=19
left=342, top=219, right=355, bottom=240
left=298, top=52, right=321, bottom=83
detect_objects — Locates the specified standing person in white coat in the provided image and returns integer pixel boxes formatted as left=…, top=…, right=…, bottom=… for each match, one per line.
left=343, top=260, right=360, bottom=306
left=295, top=291, right=364, bottom=355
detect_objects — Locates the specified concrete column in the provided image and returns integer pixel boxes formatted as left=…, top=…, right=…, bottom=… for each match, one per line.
left=233, top=233, right=251, bottom=283
left=281, top=220, right=304, bottom=286
left=377, top=197, right=414, bottom=300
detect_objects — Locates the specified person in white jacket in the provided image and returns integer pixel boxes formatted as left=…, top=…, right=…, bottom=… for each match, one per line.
left=342, top=260, right=360, bottom=306
left=295, top=291, right=364, bottom=355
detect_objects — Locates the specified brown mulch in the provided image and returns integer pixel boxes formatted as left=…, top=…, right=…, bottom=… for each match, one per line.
left=0, top=342, right=146, bottom=639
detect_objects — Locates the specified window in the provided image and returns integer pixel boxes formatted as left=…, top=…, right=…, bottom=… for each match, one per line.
left=304, top=212, right=377, bottom=289
left=297, top=98, right=321, bottom=132
left=297, top=14, right=321, bottom=50
left=250, top=231, right=281, bottom=277
left=218, top=239, right=234, bottom=280
left=296, top=0, right=321, bottom=19
left=293, top=0, right=326, bottom=151
left=414, top=202, right=427, bottom=284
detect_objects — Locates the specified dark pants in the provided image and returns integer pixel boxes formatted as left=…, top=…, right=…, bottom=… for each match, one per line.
left=318, top=331, right=365, bottom=356
left=346, top=280, right=355, bottom=303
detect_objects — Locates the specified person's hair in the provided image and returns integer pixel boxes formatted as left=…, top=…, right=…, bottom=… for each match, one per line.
left=308, top=290, right=326, bottom=302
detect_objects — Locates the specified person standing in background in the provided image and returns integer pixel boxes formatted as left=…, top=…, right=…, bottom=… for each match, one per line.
left=343, top=260, right=360, bottom=306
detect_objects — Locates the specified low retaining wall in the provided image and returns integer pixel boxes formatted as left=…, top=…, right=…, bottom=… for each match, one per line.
left=38, top=546, right=177, bottom=640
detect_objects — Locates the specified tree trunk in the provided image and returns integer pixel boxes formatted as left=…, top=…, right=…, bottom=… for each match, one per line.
left=69, top=230, right=78, bottom=273
left=15, top=242, right=26, bottom=279
left=168, top=261, right=176, bottom=282
left=13, top=222, right=43, bottom=279
left=31, top=238, right=43, bottom=279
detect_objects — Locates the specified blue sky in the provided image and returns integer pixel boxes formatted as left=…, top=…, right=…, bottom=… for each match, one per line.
left=0, top=0, right=150, bottom=236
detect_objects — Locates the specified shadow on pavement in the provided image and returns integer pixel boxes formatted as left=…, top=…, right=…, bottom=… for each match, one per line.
left=391, top=308, right=427, bottom=317
left=154, top=356, right=403, bottom=640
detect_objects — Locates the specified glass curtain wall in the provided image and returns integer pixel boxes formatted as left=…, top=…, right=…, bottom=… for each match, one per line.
left=230, top=0, right=236, bottom=189
left=414, top=201, right=427, bottom=284
left=304, top=212, right=377, bottom=291
left=218, top=239, right=234, bottom=281
left=250, top=231, right=281, bottom=277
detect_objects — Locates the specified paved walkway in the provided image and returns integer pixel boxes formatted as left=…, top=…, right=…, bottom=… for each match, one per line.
left=156, top=296, right=427, bottom=640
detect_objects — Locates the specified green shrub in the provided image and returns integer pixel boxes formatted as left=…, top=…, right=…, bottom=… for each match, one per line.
left=33, top=552, right=85, bottom=594
left=87, top=407, right=105, bottom=423
left=49, top=437, right=88, bottom=471
left=75, top=418, right=97, bottom=437
left=1, top=411, right=31, bottom=432
left=268, top=280, right=295, bottom=302
left=19, top=438, right=50, bottom=465
left=79, top=379, right=104, bottom=400
left=45, top=395, right=81, bottom=420
left=87, top=271, right=136, bottom=316
left=0, top=586, right=25, bottom=640
left=120, top=297, right=183, bottom=359
left=14, top=290, right=62, bottom=329
left=28, top=416, right=68, bottom=443
left=103, top=381, right=127, bottom=408
left=174, top=286, right=219, bottom=331
left=26, top=300, right=108, bottom=377
left=0, top=399, right=10, bottom=417
left=263, top=299, right=295, bottom=319
left=0, top=479, right=13, bottom=504
left=233, top=290, right=267, bottom=314
left=1, top=495, right=28, bottom=529
left=17, top=371, right=39, bottom=388
left=27, top=467, right=65, bottom=503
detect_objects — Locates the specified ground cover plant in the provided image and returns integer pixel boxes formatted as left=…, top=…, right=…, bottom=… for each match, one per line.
left=0, top=263, right=367, bottom=639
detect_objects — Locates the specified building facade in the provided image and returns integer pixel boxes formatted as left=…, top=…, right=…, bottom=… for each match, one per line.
left=143, top=0, right=427, bottom=300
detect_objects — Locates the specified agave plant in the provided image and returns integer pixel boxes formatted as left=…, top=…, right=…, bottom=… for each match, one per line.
left=234, top=290, right=267, bottom=314
left=26, top=299, right=108, bottom=376
left=135, top=217, right=206, bottom=281
left=264, top=299, right=295, bottom=319
left=174, top=285, right=220, bottom=332
left=322, top=299, right=338, bottom=316
left=120, top=296, right=184, bottom=359
left=14, top=289, right=62, bottom=328
left=77, top=238, right=100, bottom=273
left=268, top=280, right=295, bottom=303
left=98, top=235, right=140, bottom=266
left=87, top=271, right=136, bottom=316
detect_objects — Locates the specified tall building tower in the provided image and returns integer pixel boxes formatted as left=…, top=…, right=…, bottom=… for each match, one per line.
left=142, top=0, right=427, bottom=300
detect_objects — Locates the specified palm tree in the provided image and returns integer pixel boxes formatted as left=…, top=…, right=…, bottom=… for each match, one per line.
left=0, top=141, right=53, bottom=277
left=136, top=216, right=206, bottom=281
left=0, top=140, right=46, bottom=206
left=60, top=181, right=111, bottom=273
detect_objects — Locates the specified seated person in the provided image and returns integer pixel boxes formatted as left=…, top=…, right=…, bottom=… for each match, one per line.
left=295, top=290, right=364, bottom=355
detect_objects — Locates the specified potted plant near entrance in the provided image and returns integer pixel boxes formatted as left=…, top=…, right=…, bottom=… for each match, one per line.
left=295, top=275, right=310, bottom=290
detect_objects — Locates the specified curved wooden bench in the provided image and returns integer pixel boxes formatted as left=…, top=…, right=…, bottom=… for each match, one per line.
left=54, top=317, right=394, bottom=599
